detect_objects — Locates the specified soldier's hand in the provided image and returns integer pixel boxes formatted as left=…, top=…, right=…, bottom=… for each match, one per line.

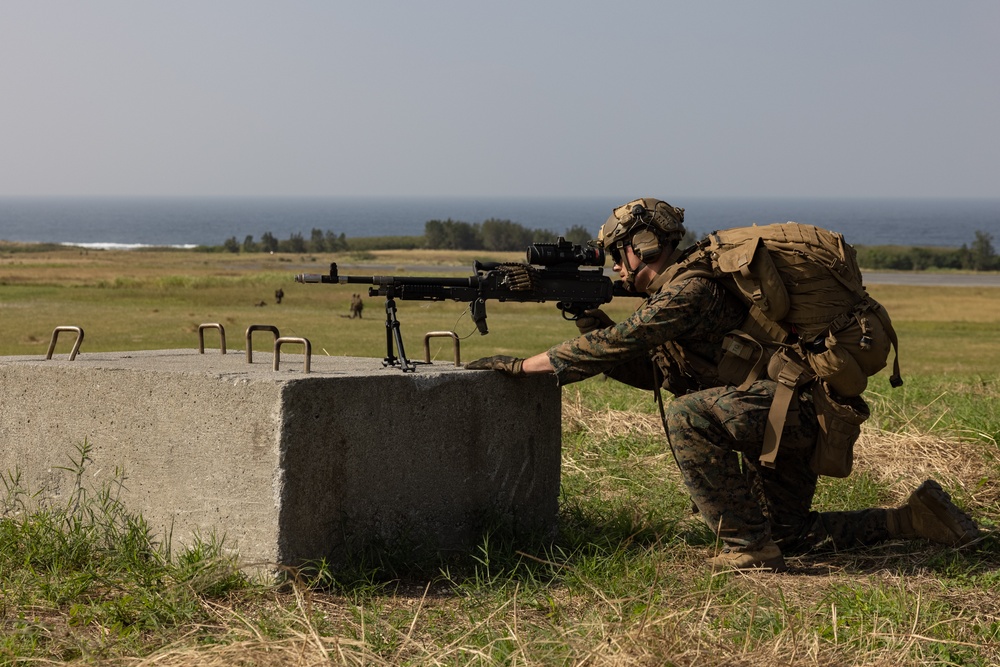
left=465, top=355, right=526, bottom=377
left=575, top=308, right=614, bottom=334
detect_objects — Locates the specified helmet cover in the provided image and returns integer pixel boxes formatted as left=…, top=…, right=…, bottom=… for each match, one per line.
left=596, top=198, right=685, bottom=249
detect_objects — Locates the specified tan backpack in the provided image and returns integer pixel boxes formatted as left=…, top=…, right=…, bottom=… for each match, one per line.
left=667, top=222, right=902, bottom=476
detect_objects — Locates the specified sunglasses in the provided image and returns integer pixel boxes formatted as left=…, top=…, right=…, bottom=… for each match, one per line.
left=609, top=241, right=630, bottom=265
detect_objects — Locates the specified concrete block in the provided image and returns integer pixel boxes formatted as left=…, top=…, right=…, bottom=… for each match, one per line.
left=0, top=350, right=561, bottom=567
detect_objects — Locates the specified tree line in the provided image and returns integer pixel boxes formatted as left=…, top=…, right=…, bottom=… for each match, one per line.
left=221, top=229, right=349, bottom=254
left=423, top=218, right=593, bottom=250
left=215, top=223, right=998, bottom=272
left=218, top=219, right=594, bottom=254
left=854, top=230, right=997, bottom=271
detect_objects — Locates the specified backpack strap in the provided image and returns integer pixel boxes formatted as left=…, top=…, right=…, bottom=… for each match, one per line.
left=760, top=353, right=813, bottom=468
left=870, top=300, right=903, bottom=388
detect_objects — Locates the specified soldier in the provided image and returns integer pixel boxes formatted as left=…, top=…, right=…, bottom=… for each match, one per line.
left=467, top=198, right=979, bottom=571
left=349, top=293, right=364, bottom=319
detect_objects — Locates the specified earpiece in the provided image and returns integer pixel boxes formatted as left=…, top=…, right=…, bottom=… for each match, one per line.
left=631, top=228, right=662, bottom=261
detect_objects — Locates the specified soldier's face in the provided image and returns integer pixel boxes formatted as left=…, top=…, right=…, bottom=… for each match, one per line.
left=613, top=244, right=654, bottom=291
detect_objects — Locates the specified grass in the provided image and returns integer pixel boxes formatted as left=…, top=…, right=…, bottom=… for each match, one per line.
left=1, top=247, right=999, bottom=665
left=4, top=396, right=998, bottom=665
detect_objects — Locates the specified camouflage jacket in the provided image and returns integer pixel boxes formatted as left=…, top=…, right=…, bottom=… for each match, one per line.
left=547, top=273, right=748, bottom=396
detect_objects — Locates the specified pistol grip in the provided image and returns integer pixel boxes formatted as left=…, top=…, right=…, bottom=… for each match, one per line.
left=471, top=298, right=489, bottom=335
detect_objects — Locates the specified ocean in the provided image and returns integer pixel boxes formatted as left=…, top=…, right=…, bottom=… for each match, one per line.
left=0, top=196, right=997, bottom=250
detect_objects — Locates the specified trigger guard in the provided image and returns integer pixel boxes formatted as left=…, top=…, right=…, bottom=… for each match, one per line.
left=556, top=302, right=582, bottom=320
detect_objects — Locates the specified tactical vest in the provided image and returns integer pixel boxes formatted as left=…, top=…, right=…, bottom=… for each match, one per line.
left=657, top=222, right=902, bottom=476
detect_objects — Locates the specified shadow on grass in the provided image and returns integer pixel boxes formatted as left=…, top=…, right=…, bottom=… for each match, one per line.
left=293, top=496, right=999, bottom=595
left=785, top=529, right=1000, bottom=579
left=292, top=496, right=720, bottom=596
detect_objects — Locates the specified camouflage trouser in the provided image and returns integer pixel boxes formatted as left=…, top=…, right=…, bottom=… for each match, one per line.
left=664, top=380, right=892, bottom=553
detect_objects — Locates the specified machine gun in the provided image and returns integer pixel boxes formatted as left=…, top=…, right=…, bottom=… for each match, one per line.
left=294, top=238, right=639, bottom=371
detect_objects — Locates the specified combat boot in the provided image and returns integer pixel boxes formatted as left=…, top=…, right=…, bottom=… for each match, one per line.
left=887, top=479, right=979, bottom=546
left=707, top=540, right=787, bottom=572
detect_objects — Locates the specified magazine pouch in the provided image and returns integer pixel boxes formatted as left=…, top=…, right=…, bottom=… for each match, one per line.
left=811, top=381, right=870, bottom=478
left=718, top=331, right=769, bottom=389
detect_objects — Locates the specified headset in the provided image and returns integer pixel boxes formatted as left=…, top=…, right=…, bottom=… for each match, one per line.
left=627, top=205, right=665, bottom=261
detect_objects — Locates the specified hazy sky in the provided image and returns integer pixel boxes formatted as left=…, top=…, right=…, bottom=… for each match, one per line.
left=2, top=1, right=997, bottom=198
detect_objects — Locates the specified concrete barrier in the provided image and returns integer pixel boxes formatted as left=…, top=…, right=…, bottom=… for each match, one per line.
left=0, top=350, right=561, bottom=567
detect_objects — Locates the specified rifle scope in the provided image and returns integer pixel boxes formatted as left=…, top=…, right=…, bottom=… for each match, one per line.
left=526, top=238, right=605, bottom=268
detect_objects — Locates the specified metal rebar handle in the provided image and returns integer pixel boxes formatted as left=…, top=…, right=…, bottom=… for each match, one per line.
left=46, top=326, right=84, bottom=361
left=423, top=330, right=461, bottom=366
left=197, top=323, right=227, bottom=354
left=245, top=325, right=280, bottom=364
left=274, top=337, right=311, bottom=373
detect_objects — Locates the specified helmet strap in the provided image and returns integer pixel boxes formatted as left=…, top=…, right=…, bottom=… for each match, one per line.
left=618, top=245, right=648, bottom=291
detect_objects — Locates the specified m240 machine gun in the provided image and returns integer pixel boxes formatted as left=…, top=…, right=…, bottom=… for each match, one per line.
left=294, top=238, right=640, bottom=371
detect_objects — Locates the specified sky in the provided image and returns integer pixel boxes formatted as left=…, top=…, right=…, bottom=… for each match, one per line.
left=1, top=1, right=997, bottom=199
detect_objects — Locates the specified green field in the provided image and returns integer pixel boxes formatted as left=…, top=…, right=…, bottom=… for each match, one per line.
left=2, top=247, right=999, bottom=666
left=3, top=247, right=1000, bottom=372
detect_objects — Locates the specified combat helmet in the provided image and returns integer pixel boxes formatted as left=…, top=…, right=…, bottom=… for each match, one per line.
left=597, top=198, right=685, bottom=263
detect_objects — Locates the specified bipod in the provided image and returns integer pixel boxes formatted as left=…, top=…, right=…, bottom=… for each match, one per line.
left=380, top=290, right=415, bottom=372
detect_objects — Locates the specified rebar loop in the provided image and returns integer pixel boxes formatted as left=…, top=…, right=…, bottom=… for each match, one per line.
left=423, top=331, right=462, bottom=366
left=197, top=323, right=227, bottom=354
left=245, top=325, right=280, bottom=364
left=274, top=337, right=311, bottom=373
left=46, top=326, right=84, bottom=361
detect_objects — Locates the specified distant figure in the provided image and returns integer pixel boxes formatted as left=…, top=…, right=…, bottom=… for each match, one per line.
left=254, top=300, right=267, bottom=308
left=350, top=293, right=364, bottom=319
left=275, top=288, right=284, bottom=304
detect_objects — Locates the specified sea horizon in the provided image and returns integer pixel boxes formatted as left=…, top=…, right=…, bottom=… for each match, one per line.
left=1, top=195, right=997, bottom=250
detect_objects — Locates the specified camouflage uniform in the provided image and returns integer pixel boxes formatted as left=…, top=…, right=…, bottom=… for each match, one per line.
left=547, top=271, right=892, bottom=553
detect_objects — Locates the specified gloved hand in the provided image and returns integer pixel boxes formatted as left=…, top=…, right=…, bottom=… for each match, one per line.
left=575, top=308, right=615, bottom=334
left=465, top=355, right=526, bottom=377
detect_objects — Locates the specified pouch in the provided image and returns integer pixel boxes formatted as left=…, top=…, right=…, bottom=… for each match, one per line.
left=718, top=331, right=768, bottom=389
left=804, top=301, right=892, bottom=398
left=811, top=381, right=870, bottom=477
left=716, top=237, right=790, bottom=321
left=807, top=339, right=869, bottom=397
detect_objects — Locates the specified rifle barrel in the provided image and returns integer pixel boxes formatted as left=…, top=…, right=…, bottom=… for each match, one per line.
left=342, top=275, right=481, bottom=288
left=294, top=270, right=480, bottom=288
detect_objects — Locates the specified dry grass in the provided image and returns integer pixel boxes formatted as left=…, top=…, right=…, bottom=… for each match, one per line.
left=856, top=429, right=992, bottom=504
left=563, top=390, right=996, bottom=503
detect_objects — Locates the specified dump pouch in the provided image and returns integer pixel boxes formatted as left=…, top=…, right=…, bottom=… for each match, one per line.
left=807, top=343, right=868, bottom=397
left=811, top=381, right=870, bottom=478
left=804, top=298, right=893, bottom=398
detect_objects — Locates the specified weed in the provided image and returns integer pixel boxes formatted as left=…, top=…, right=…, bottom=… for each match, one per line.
left=0, top=443, right=253, bottom=661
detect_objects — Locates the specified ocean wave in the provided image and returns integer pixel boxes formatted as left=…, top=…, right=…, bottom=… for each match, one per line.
left=60, top=242, right=199, bottom=251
